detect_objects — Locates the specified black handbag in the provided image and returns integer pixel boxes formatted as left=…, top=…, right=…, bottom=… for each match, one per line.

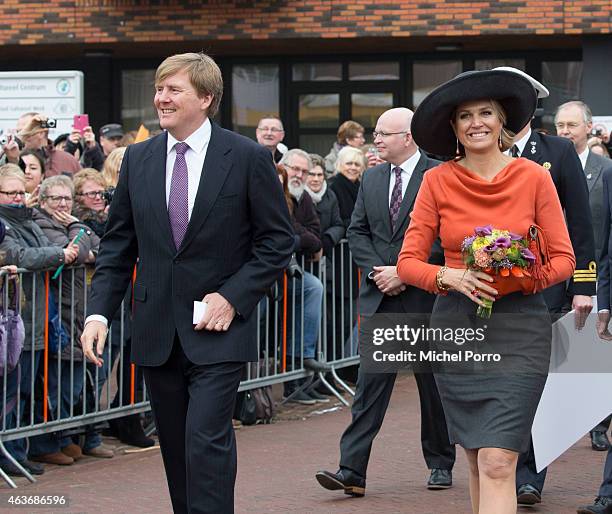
left=234, top=391, right=257, bottom=426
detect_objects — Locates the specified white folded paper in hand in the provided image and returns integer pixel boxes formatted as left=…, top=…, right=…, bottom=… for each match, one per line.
left=193, top=301, right=207, bottom=325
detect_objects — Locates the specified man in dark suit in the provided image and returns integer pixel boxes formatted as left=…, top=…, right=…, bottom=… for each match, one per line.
left=556, top=99, right=612, bottom=452
left=315, top=108, right=455, bottom=496
left=579, top=170, right=612, bottom=514
left=494, top=68, right=597, bottom=506
left=81, top=53, right=294, bottom=514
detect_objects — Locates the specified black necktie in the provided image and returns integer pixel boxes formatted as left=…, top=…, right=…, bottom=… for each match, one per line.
left=511, top=144, right=520, bottom=158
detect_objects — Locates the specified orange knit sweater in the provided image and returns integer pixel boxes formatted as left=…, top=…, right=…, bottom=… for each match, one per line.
left=397, top=158, right=575, bottom=293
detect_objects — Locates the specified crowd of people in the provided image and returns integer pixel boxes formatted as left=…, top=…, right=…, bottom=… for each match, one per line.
left=1, top=60, right=612, bottom=514
left=0, top=115, right=154, bottom=479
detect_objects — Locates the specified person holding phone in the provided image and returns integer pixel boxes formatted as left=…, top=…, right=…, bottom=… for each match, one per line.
left=20, top=149, right=45, bottom=208
left=16, top=113, right=80, bottom=177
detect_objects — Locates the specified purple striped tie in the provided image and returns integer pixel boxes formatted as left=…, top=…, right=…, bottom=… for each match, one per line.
left=389, top=166, right=403, bottom=231
left=168, top=142, right=190, bottom=249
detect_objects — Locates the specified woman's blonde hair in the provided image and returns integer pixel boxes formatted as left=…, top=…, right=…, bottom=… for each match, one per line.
left=452, top=99, right=515, bottom=156
left=102, top=147, right=127, bottom=188
left=335, top=146, right=367, bottom=173
left=0, top=163, right=26, bottom=186
left=73, top=168, right=106, bottom=195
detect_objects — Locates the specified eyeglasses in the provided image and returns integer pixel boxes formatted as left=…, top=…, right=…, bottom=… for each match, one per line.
left=256, top=126, right=284, bottom=133
left=372, top=130, right=409, bottom=139
left=285, top=164, right=309, bottom=175
left=77, top=190, right=105, bottom=199
left=43, top=195, right=73, bottom=204
left=0, top=190, right=26, bottom=198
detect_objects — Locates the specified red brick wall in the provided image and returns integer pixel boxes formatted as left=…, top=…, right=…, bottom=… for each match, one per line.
left=0, top=0, right=609, bottom=46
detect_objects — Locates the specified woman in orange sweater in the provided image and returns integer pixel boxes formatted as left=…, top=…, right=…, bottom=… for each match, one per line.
left=397, top=70, right=575, bottom=513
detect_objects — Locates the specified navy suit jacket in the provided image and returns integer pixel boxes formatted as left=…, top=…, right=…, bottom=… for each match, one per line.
left=597, top=165, right=612, bottom=310
left=522, top=130, right=596, bottom=308
left=87, top=122, right=294, bottom=366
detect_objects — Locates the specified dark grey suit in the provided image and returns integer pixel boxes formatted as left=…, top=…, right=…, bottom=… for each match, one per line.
left=338, top=152, right=455, bottom=478
left=586, top=151, right=612, bottom=435
left=596, top=166, right=612, bottom=500
left=585, top=151, right=612, bottom=260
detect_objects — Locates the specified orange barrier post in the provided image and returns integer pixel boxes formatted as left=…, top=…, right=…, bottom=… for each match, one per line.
left=43, top=272, right=50, bottom=422
left=131, top=265, right=137, bottom=404
left=357, top=268, right=361, bottom=331
left=282, top=272, right=288, bottom=373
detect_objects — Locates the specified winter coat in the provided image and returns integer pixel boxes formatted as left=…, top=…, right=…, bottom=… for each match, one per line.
left=32, top=208, right=100, bottom=360
left=0, top=205, right=65, bottom=351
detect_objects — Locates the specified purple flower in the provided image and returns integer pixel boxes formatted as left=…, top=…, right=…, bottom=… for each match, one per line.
left=461, top=235, right=476, bottom=251
left=484, top=243, right=498, bottom=253
left=474, top=224, right=493, bottom=237
left=509, top=232, right=523, bottom=241
left=494, top=236, right=511, bottom=248
left=521, top=248, right=536, bottom=263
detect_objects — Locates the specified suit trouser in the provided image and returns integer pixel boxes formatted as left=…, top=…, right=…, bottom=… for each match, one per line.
left=338, top=295, right=455, bottom=477
left=142, top=338, right=243, bottom=514
left=339, top=367, right=456, bottom=477
left=599, top=446, right=612, bottom=498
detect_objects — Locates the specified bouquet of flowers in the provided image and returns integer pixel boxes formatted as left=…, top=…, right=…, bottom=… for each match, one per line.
left=461, top=224, right=536, bottom=318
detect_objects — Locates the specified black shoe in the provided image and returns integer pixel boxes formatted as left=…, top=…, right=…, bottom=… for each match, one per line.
left=102, top=417, right=120, bottom=438
left=116, top=415, right=155, bottom=448
left=303, top=359, right=330, bottom=373
left=315, top=468, right=366, bottom=497
left=591, top=431, right=610, bottom=451
left=306, top=388, right=331, bottom=403
left=1, top=460, right=45, bottom=477
left=427, top=468, right=452, bottom=489
left=517, top=483, right=542, bottom=505
left=20, top=459, right=44, bottom=475
left=577, top=496, right=612, bottom=514
left=283, top=390, right=316, bottom=405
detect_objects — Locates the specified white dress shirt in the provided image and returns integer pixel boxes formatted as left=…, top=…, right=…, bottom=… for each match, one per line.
left=388, top=151, right=421, bottom=206
left=511, top=129, right=532, bottom=157
left=578, top=147, right=589, bottom=171
left=86, top=119, right=212, bottom=328
left=166, top=118, right=212, bottom=220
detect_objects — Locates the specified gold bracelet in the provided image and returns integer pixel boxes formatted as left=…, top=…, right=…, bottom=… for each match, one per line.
left=436, top=266, right=449, bottom=291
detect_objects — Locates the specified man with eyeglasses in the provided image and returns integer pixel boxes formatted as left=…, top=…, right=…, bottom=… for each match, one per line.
left=556, top=101, right=612, bottom=266
left=278, top=149, right=328, bottom=404
left=316, top=107, right=455, bottom=496
left=255, top=116, right=287, bottom=163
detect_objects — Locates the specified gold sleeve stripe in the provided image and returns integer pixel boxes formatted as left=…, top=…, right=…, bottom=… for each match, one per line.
left=575, top=262, right=598, bottom=272
left=574, top=277, right=597, bottom=282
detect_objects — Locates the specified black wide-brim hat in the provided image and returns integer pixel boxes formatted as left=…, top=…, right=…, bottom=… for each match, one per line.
left=411, top=70, right=538, bottom=157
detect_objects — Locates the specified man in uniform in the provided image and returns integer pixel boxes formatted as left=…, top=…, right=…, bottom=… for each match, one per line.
left=315, top=107, right=455, bottom=496
left=495, top=67, right=597, bottom=507
left=556, top=100, right=612, bottom=453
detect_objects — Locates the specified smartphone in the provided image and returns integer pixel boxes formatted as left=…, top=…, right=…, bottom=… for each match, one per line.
left=73, top=114, right=90, bottom=135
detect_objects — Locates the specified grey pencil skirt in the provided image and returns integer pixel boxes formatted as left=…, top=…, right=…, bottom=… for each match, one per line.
left=430, top=290, right=551, bottom=453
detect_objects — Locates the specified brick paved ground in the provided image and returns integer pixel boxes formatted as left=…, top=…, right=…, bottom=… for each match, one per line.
left=0, top=374, right=605, bottom=513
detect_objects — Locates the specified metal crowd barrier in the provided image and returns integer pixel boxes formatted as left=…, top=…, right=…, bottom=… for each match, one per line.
left=0, top=240, right=362, bottom=487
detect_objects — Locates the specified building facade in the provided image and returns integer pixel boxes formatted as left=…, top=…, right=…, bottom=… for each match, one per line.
left=0, top=0, right=610, bottom=152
